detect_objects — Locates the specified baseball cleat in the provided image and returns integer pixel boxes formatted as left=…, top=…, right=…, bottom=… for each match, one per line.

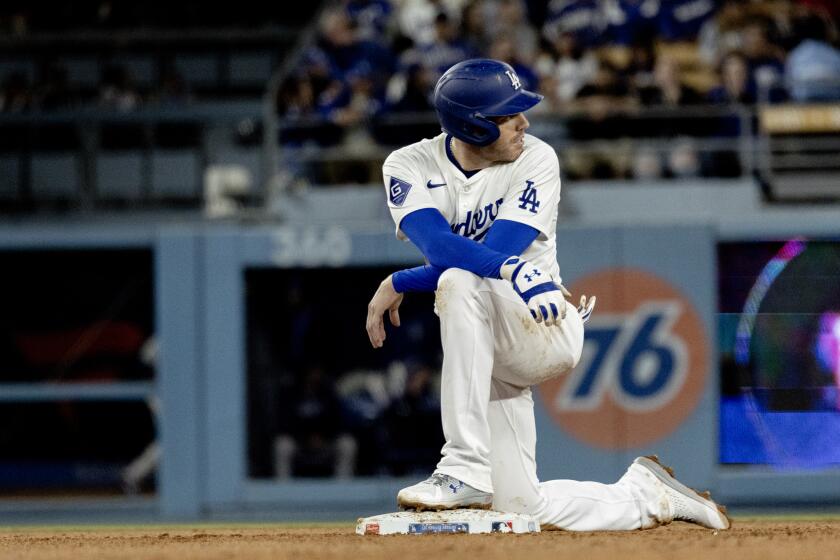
left=633, top=455, right=731, bottom=530
left=397, top=473, right=493, bottom=512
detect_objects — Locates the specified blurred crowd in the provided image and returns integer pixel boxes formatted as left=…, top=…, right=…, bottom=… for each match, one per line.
left=3, top=0, right=840, bottom=182
left=0, top=62, right=192, bottom=114
left=281, top=0, right=840, bottom=124
left=4, top=1, right=837, bottom=118
left=278, top=0, right=840, bottom=180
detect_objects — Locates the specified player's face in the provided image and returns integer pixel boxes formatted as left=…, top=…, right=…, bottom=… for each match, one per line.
left=485, top=113, right=530, bottom=163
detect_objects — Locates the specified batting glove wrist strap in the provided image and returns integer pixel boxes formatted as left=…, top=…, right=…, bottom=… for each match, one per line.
left=500, top=257, right=549, bottom=299
left=500, top=257, right=567, bottom=326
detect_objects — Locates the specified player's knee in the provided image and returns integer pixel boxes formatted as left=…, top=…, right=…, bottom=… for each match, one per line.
left=437, top=267, right=478, bottom=286
left=436, top=267, right=479, bottom=294
left=435, top=268, right=481, bottom=315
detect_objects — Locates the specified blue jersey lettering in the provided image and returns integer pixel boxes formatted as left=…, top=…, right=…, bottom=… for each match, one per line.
left=451, top=198, right=504, bottom=239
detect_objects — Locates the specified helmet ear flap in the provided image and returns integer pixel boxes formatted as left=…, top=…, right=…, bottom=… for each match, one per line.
left=435, top=101, right=501, bottom=146
left=455, top=113, right=500, bottom=146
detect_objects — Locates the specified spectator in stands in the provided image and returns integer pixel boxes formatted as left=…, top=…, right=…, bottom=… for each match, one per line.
left=275, top=60, right=347, bottom=148
left=708, top=50, right=756, bottom=104
left=574, top=61, right=634, bottom=113
left=325, top=62, right=384, bottom=129
left=657, top=0, right=720, bottom=42
left=315, top=8, right=395, bottom=89
left=489, top=0, right=539, bottom=62
left=377, top=63, right=439, bottom=146
left=785, top=9, right=840, bottom=101
left=605, top=0, right=660, bottom=46
left=622, top=39, right=657, bottom=95
left=461, top=0, right=492, bottom=55
left=740, top=16, right=787, bottom=100
left=289, top=48, right=339, bottom=119
left=397, top=0, right=464, bottom=48
left=385, top=63, right=435, bottom=112
left=0, top=71, right=31, bottom=113
left=98, top=64, right=141, bottom=112
left=274, top=365, right=357, bottom=479
left=280, top=74, right=317, bottom=120
left=698, top=0, right=750, bottom=66
left=632, top=139, right=702, bottom=181
left=631, top=145, right=665, bottom=179
left=538, top=30, right=599, bottom=103
left=343, top=0, right=393, bottom=42
left=638, top=54, right=706, bottom=175
left=704, top=49, right=753, bottom=176
left=666, top=137, right=702, bottom=178
left=542, top=0, right=606, bottom=49
left=565, top=63, right=635, bottom=179
left=431, top=10, right=476, bottom=72
left=639, top=54, right=703, bottom=106
left=403, top=12, right=477, bottom=82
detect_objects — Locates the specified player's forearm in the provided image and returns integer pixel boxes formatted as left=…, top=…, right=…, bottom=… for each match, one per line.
left=400, top=208, right=509, bottom=278
left=399, top=209, right=541, bottom=284
left=392, top=240, right=504, bottom=294
left=392, top=265, right=444, bottom=293
left=421, top=230, right=509, bottom=277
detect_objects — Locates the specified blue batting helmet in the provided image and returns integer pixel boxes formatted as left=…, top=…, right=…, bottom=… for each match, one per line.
left=433, top=59, right=543, bottom=147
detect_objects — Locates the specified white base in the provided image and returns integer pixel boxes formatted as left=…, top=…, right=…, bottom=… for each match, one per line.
left=356, top=509, right=540, bottom=535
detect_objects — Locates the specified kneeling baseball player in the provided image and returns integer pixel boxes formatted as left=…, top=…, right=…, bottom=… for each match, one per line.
left=365, top=59, right=730, bottom=531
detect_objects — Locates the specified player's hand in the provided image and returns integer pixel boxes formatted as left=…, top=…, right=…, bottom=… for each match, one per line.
left=578, top=294, right=596, bottom=324
left=366, top=275, right=404, bottom=348
left=500, top=257, right=568, bottom=327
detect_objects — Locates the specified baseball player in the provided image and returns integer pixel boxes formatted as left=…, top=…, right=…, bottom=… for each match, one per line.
left=365, top=59, right=729, bottom=531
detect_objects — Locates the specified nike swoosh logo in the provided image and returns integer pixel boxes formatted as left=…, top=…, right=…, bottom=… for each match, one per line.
left=426, top=180, right=447, bottom=189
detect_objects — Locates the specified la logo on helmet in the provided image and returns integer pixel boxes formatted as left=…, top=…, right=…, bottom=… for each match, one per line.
left=505, top=70, right=521, bottom=90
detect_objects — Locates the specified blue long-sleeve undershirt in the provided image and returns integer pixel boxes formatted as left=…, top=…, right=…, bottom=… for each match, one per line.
left=391, top=208, right=539, bottom=293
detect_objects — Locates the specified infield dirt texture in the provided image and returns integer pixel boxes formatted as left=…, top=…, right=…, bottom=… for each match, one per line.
left=1, top=518, right=839, bottom=560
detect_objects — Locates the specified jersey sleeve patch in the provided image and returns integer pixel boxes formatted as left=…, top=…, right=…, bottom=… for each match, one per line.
left=389, top=176, right=412, bottom=206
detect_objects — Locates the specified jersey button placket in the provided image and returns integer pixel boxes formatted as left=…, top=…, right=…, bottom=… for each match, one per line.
left=459, top=186, right=471, bottom=210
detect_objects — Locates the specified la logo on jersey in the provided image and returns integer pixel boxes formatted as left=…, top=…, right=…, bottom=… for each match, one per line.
left=505, top=70, right=521, bottom=90
left=518, top=180, right=539, bottom=213
left=537, top=268, right=708, bottom=450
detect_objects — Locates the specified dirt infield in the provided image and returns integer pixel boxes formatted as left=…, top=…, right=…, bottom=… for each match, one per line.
left=1, top=519, right=839, bottom=560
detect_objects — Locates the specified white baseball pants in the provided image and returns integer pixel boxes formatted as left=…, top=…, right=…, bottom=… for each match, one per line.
left=432, top=268, right=664, bottom=531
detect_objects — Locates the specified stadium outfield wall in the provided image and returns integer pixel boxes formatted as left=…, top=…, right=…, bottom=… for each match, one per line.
left=1, top=178, right=839, bottom=521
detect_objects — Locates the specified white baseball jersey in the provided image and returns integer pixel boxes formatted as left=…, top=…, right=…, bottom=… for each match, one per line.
left=382, top=132, right=562, bottom=280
